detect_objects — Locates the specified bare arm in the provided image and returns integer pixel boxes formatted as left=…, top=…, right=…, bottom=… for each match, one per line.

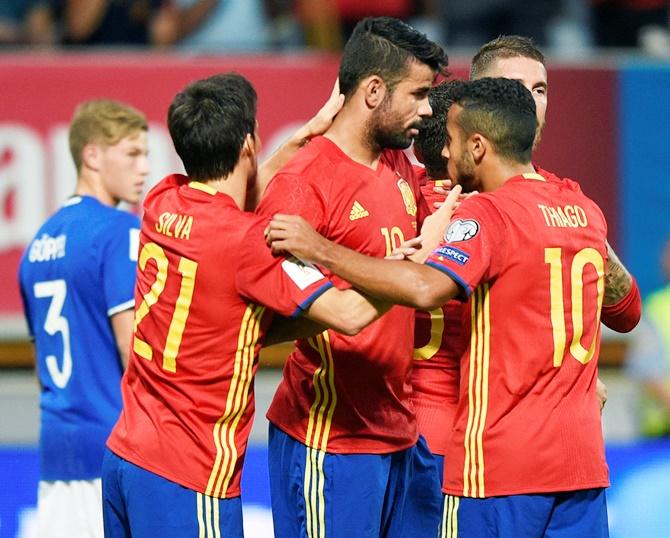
left=64, top=0, right=108, bottom=41
left=302, top=287, right=389, bottom=336
left=171, top=0, right=218, bottom=41
left=264, top=286, right=388, bottom=344
left=24, top=5, right=55, bottom=45
left=604, top=241, right=633, bottom=305
left=110, top=309, right=134, bottom=369
left=248, top=80, right=344, bottom=209
left=601, top=241, right=641, bottom=332
left=266, top=215, right=460, bottom=310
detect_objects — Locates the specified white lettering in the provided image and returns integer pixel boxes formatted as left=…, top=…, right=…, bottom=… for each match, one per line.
left=28, top=233, right=67, bottom=262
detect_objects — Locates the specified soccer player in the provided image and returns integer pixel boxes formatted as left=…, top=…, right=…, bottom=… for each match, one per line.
left=255, top=16, right=448, bottom=537
left=469, top=35, right=641, bottom=374
left=101, top=73, right=397, bottom=538
left=410, top=81, right=467, bottom=481
left=266, top=77, right=641, bottom=537
left=18, top=99, right=149, bottom=538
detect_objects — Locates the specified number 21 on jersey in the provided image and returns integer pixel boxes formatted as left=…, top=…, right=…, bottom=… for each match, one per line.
left=545, top=247, right=605, bottom=367
left=133, top=242, right=198, bottom=373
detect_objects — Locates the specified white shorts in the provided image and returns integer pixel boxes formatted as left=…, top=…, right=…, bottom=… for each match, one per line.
left=37, top=478, right=103, bottom=538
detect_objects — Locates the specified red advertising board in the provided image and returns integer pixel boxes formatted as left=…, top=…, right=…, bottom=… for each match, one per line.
left=0, top=53, right=617, bottom=333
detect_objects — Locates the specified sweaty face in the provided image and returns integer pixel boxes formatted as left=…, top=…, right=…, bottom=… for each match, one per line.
left=99, top=131, right=149, bottom=205
left=443, top=106, right=478, bottom=193
left=481, top=56, right=548, bottom=149
left=369, top=61, right=435, bottom=150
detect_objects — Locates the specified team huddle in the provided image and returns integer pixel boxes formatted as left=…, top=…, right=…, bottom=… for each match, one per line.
left=19, top=16, right=642, bottom=538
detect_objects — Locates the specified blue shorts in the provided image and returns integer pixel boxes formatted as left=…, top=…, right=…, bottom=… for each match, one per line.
left=439, top=488, right=609, bottom=538
left=102, top=449, right=243, bottom=538
left=268, top=423, right=442, bottom=538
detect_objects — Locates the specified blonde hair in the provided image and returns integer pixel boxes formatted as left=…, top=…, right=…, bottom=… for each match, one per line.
left=68, top=99, right=148, bottom=173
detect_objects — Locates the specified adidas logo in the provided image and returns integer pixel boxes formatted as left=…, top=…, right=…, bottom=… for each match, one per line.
left=349, top=200, right=369, bottom=221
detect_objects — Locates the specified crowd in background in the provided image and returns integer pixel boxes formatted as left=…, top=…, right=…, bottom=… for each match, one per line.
left=1, top=0, right=670, bottom=56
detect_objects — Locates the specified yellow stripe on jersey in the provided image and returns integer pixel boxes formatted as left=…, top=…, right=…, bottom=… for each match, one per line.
left=463, top=284, right=490, bottom=498
left=206, top=304, right=265, bottom=498
left=303, top=331, right=338, bottom=538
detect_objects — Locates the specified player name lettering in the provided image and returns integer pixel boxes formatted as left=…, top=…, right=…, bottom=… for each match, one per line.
left=537, top=204, right=588, bottom=228
left=28, top=233, right=66, bottom=262
left=155, top=212, right=193, bottom=240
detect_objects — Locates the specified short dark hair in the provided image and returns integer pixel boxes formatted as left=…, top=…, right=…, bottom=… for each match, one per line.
left=339, top=17, right=448, bottom=98
left=167, top=73, right=257, bottom=181
left=470, top=35, right=545, bottom=80
left=451, top=78, right=537, bottom=164
left=414, top=81, right=466, bottom=178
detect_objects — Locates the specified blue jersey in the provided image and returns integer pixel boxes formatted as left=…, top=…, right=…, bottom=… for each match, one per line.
left=18, top=195, right=139, bottom=481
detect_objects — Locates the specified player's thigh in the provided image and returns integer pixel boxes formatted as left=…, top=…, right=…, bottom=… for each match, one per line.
left=439, top=493, right=554, bottom=538
left=268, top=423, right=310, bottom=538
left=38, top=478, right=104, bottom=538
left=545, top=488, right=609, bottom=538
left=118, top=453, right=242, bottom=538
left=268, top=423, right=392, bottom=538
left=387, top=437, right=443, bottom=538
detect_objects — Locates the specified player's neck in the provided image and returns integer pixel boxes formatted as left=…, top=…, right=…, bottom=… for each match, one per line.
left=479, top=159, right=535, bottom=192
left=325, top=107, right=382, bottom=170
left=204, top=171, right=248, bottom=210
left=74, top=173, right=117, bottom=207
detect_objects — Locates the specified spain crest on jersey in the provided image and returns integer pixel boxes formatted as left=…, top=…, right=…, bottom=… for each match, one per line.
left=396, top=178, right=417, bottom=217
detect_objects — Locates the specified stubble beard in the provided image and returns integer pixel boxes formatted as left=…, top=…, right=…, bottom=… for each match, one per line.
left=453, top=153, right=479, bottom=193
left=367, top=94, right=418, bottom=151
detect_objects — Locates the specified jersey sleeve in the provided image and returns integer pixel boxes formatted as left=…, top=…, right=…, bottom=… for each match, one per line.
left=236, top=217, right=334, bottom=318
left=601, top=277, right=641, bottom=332
left=424, top=196, right=506, bottom=298
left=100, top=212, right=141, bottom=317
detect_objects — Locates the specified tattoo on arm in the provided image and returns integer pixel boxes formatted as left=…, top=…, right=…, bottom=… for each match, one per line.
left=604, top=242, right=632, bottom=305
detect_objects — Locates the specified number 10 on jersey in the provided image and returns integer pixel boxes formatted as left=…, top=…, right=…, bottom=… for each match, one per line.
left=545, top=247, right=605, bottom=367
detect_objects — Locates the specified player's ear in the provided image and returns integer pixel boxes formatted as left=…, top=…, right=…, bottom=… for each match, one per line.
left=81, top=143, right=101, bottom=172
left=363, top=75, right=386, bottom=109
left=241, top=133, right=257, bottom=160
left=470, top=134, right=486, bottom=163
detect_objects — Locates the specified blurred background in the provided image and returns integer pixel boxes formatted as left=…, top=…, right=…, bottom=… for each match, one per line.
left=1, top=0, right=669, bottom=537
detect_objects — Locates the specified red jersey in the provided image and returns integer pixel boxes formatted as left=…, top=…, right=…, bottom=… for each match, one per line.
left=107, top=175, right=332, bottom=498
left=412, top=166, right=467, bottom=456
left=257, top=136, right=430, bottom=453
left=425, top=171, right=609, bottom=497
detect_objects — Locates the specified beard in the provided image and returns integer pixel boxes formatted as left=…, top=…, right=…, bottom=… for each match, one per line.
left=366, top=93, right=422, bottom=151
left=450, top=151, right=479, bottom=193
left=533, top=121, right=545, bottom=150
